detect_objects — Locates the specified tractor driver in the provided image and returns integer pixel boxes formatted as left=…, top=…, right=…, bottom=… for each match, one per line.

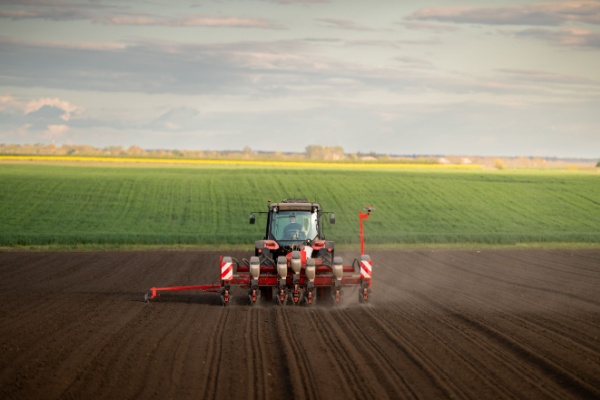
left=283, top=214, right=305, bottom=240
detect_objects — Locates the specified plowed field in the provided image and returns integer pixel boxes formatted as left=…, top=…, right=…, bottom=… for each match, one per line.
left=1, top=249, right=599, bottom=399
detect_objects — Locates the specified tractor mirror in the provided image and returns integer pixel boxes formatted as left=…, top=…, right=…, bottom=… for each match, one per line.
left=329, top=213, right=335, bottom=224
left=249, top=213, right=255, bottom=224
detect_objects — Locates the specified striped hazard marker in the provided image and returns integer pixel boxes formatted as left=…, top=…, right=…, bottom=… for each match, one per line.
left=360, top=258, right=372, bottom=280
left=221, top=258, right=233, bottom=281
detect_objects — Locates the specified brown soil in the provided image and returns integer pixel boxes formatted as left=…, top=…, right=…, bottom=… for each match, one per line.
left=0, top=249, right=599, bottom=399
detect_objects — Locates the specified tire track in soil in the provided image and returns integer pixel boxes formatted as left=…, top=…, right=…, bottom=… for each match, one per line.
left=412, top=291, right=600, bottom=399
left=161, top=308, right=212, bottom=399
left=400, top=251, right=600, bottom=391
left=455, top=311, right=600, bottom=399
left=303, top=309, right=374, bottom=399
left=244, top=308, right=270, bottom=400
left=275, top=308, right=319, bottom=400
left=398, top=251, right=600, bottom=350
left=371, top=256, right=539, bottom=398
left=324, top=308, right=422, bottom=400
left=368, top=253, right=485, bottom=398
left=380, top=296, right=549, bottom=399
left=198, top=308, right=231, bottom=400
left=379, top=250, right=599, bottom=399
left=443, top=254, right=600, bottom=308
left=444, top=285, right=600, bottom=364
left=0, top=297, right=143, bottom=399
left=358, top=305, right=474, bottom=399
left=60, top=301, right=195, bottom=399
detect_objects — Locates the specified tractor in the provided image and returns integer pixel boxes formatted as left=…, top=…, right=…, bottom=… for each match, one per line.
left=145, top=199, right=373, bottom=306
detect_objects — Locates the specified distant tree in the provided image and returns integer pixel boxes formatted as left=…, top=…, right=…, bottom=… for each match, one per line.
left=596, top=160, right=600, bottom=167
left=305, top=145, right=345, bottom=160
left=494, top=158, right=506, bottom=170
left=242, top=146, right=253, bottom=159
left=128, top=145, right=147, bottom=156
left=305, top=145, right=323, bottom=160
left=105, top=146, right=126, bottom=156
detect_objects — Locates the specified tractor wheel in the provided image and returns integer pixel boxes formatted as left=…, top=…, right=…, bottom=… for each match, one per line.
left=221, top=289, right=231, bottom=307
left=358, top=287, right=371, bottom=304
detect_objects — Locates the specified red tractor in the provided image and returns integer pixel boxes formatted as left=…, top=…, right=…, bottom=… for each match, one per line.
left=145, top=199, right=373, bottom=306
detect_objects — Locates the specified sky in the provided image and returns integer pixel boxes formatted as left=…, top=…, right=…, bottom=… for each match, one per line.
left=1, top=0, right=599, bottom=158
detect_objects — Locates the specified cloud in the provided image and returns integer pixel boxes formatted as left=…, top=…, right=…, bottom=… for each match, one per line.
left=303, top=37, right=440, bottom=48
left=316, top=18, right=377, bottom=31
left=498, top=68, right=600, bottom=86
left=25, top=97, right=83, bottom=121
left=0, top=94, right=21, bottom=112
left=101, top=14, right=284, bottom=29
left=509, top=27, right=600, bottom=48
left=0, top=37, right=348, bottom=95
left=394, top=56, right=434, bottom=68
left=0, top=94, right=84, bottom=139
left=0, top=0, right=114, bottom=21
left=407, top=1, right=600, bottom=26
left=1, top=94, right=84, bottom=121
left=0, top=3, right=283, bottom=29
left=0, top=35, right=126, bottom=51
left=1, top=35, right=595, bottom=105
left=398, top=21, right=459, bottom=33
left=344, top=38, right=441, bottom=48
left=267, top=0, right=330, bottom=3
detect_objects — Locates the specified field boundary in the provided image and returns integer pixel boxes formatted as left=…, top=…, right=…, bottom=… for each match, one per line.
left=0, top=155, right=482, bottom=170
left=1, top=242, right=598, bottom=252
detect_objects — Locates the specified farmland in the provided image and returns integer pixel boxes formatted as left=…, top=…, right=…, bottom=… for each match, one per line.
left=1, top=160, right=600, bottom=399
left=1, top=249, right=599, bottom=399
left=0, top=162, right=599, bottom=247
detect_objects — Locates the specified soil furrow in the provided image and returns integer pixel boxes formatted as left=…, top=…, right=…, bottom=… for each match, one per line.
left=412, top=291, right=600, bottom=399
left=244, top=308, right=269, bottom=400
left=200, top=308, right=231, bottom=400
left=275, top=308, right=319, bottom=400
left=303, top=309, right=372, bottom=399
left=331, top=308, right=422, bottom=399
left=395, top=292, right=563, bottom=399
left=359, top=306, right=469, bottom=399
left=455, top=312, right=600, bottom=399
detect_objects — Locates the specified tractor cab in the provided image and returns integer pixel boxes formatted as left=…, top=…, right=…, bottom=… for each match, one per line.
left=250, top=199, right=335, bottom=261
left=270, top=210, right=316, bottom=242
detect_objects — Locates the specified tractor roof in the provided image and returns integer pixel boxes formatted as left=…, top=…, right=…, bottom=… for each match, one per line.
left=269, top=199, right=321, bottom=212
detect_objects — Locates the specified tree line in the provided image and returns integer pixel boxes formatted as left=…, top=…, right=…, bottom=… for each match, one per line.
left=0, top=143, right=435, bottom=163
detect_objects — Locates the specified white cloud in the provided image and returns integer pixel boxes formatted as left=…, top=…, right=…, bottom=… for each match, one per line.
left=398, top=21, right=459, bottom=33
left=0, top=3, right=284, bottom=29
left=0, top=35, right=126, bottom=51
left=268, top=0, right=330, bottom=4
left=25, top=98, right=83, bottom=121
left=498, top=68, right=600, bottom=85
left=317, top=18, right=378, bottom=31
left=0, top=94, right=20, bottom=112
left=102, top=14, right=284, bottom=29
left=407, top=1, right=600, bottom=26
left=509, top=27, right=600, bottom=48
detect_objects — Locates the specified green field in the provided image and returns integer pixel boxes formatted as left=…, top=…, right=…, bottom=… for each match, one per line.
left=1, top=163, right=599, bottom=248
